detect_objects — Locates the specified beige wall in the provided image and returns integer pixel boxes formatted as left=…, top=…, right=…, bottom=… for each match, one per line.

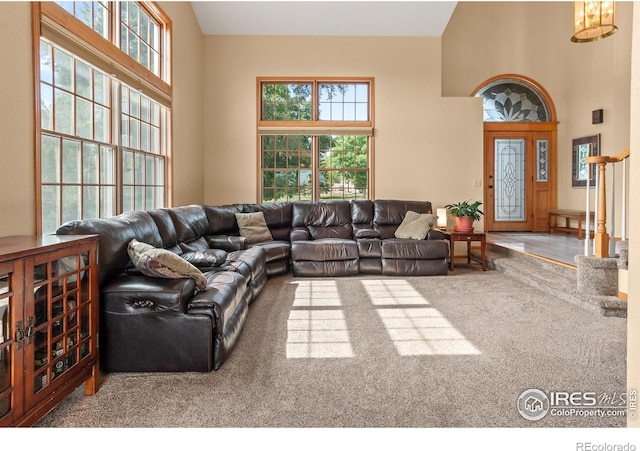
left=0, top=2, right=204, bottom=238
left=0, top=3, right=36, bottom=236
left=203, top=35, right=483, bottom=219
left=442, top=1, right=633, bottom=236
left=628, top=2, right=639, bottom=428
left=159, top=2, right=205, bottom=207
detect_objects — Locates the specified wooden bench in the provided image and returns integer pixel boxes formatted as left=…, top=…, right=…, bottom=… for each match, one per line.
left=548, top=209, right=595, bottom=239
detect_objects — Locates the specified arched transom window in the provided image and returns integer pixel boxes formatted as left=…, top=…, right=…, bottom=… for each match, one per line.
left=476, top=78, right=550, bottom=122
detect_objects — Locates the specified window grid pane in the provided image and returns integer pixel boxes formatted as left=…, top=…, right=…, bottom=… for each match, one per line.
left=55, top=1, right=110, bottom=40
left=262, top=83, right=313, bottom=121
left=121, top=148, right=166, bottom=212
left=42, top=42, right=113, bottom=142
left=261, top=135, right=313, bottom=202
left=119, top=2, right=161, bottom=76
left=318, top=84, right=369, bottom=121
left=41, top=133, right=117, bottom=234
left=119, top=85, right=166, bottom=213
left=319, top=135, right=369, bottom=200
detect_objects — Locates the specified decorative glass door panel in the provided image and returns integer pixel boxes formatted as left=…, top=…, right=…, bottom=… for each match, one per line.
left=0, top=258, right=24, bottom=424
left=0, top=268, right=13, bottom=419
left=26, top=248, right=95, bottom=406
left=494, top=139, right=526, bottom=221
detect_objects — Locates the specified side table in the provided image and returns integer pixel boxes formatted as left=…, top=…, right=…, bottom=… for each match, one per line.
left=440, top=229, right=487, bottom=271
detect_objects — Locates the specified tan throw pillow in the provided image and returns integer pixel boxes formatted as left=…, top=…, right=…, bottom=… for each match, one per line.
left=394, top=211, right=436, bottom=240
left=127, top=239, right=208, bottom=291
left=235, top=212, right=273, bottom=244
left=127, top=239, right=156, bottom=268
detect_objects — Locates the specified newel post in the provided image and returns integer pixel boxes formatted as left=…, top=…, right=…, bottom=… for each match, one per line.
left=586, top=156, right=611, bottom=257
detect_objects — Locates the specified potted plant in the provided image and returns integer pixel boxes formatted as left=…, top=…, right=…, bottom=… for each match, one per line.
left=444, top=200, right=484, bottom=233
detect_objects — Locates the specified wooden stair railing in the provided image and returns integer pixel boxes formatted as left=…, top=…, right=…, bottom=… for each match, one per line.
left=585, top=148, right=630, bottom=258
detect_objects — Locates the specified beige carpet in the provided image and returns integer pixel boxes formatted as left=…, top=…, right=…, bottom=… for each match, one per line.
left=36, top=267, right=626, bottom=428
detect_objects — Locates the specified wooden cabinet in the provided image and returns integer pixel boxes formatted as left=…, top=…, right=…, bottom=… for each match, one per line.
left=0, top=235, right=99, bottom=427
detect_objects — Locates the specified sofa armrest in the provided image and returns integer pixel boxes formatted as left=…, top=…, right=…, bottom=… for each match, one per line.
left=101, top=276, right=196, bottom=314
left=206, top=235, right=247, bottom=252
left=99, top=275, right=215, bottom=372
left=290, top=227, right=310, bottom=242
left=427, top=229, right=445, bottom=240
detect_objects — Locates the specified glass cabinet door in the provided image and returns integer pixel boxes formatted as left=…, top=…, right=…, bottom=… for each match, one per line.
left=0, top=259, right=25, bottom=425
left=25, top=248, right=96, bottom=407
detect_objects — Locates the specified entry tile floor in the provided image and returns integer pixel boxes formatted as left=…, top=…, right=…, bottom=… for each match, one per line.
left=485, top=232, right=594, bottom=267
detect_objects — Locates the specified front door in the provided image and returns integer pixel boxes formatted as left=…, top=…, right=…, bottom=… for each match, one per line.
left=484, top=125, right=554, bottom=232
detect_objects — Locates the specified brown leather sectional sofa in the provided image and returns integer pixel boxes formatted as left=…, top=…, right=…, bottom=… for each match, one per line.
left=56, top=199, right=449, bottom=372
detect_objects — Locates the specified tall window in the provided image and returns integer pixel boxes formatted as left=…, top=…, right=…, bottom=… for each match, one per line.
left=257, top=78, right=374, bottom=203
left=35, top=2, right=171, bottom=234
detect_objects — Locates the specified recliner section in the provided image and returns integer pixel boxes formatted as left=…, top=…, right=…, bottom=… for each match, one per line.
left=290, top=201, right=360, bottom=277
left=56, top=199, right=449, bottom=373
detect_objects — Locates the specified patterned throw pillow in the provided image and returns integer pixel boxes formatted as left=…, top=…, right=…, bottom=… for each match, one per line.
left=127, top=239, right=208, bottom=291
left=394, top=211, right=437, bottom=240
left=234, top=212, right=273, bottom=244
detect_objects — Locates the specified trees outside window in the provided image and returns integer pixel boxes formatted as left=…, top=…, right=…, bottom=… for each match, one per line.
left=35, top=2, right=171, bottom=234
left=258, top=78, right=374, bottom=203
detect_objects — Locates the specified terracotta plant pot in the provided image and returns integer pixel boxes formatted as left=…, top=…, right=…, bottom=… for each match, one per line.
left=453, top=216, right=474, bottom=233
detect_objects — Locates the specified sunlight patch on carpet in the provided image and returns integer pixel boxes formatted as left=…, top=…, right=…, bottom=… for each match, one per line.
left=358, top=279, right=429, bottom=305
left=286, top=281, right=354, bottom=358
left=291, top=279, right=343, bottom=307
left=362, top=279, right=481, bottom=356
left=286, top=310, right=354, bottom=359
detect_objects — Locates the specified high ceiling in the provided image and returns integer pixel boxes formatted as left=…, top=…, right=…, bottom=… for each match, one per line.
left=190, top=1, right=458, bottom=37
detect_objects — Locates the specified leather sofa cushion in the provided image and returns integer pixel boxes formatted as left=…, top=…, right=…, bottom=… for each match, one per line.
left=374, top=225, right=400, bottom=240
left=241, top=199, right=294, bottom=243
left=222, top=247, right=267, bottom=281
left=189, top=270, right=248, bottom=324
left=207, top=235, right=247, bottom=252
left=204, top=204, right=243, bottom=235
left=374, top=200, right=433, bottom=239
left=147, top=208, right=178, bottom=249
left=382, top=259, right=448, bottom=276
left=308, top=224, right=353, bottom=240
left=354, top=228, right=380, bottom=239
left=381, top=238, right=449, bottom=260
left=292, top=260, right=359, bottom=277
left=264, top=259, right=289, bottom=277
left=179, top=236, right=209, bottom=253
left=359, top=258, right=382, bottom=274
left=292, top=201, right=353, bottom=240
left=168, top=205, right=210, bottom=244
left=351, top=199, right=374, bottom=225
left=292, top=238, right=359, bottom=261
left=374, top=200, right=432, bottom=225
left=242, top=202, right=292, bottom=229
left=181, top=249, right=228, bottom=268
left=249, top=240, right=291, bottom=263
